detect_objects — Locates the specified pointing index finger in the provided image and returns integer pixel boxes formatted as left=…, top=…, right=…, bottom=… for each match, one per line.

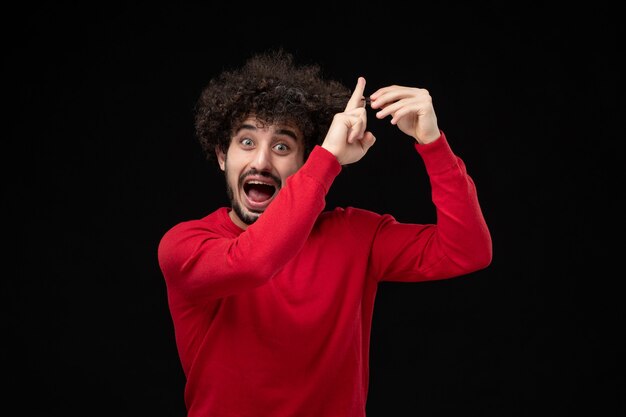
left=344, top=76, right=367, bottom=111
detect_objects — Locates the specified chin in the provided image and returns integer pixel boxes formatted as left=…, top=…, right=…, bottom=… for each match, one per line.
left=233, top=203, right=263, bottom=226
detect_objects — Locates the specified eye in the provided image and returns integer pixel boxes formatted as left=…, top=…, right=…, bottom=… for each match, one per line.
left=240, top=137, right=254, bottom=147
left=273, top=143, right=290, bottom=153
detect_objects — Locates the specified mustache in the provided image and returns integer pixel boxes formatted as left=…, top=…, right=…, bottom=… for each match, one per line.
left=238, top=169, right=282, bottom=189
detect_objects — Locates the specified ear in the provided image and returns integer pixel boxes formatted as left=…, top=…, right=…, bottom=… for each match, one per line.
left=216, top=148, right=226, bottom=171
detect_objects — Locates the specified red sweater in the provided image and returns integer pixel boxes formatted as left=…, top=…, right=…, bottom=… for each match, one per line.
left=158, top=132, right=492, bottom=417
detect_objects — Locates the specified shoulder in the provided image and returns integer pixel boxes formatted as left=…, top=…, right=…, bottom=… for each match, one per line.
left=157, top=208, right=234, bottom=271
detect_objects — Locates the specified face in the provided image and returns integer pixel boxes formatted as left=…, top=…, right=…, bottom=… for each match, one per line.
left=216, top=118, right=305, bottom=229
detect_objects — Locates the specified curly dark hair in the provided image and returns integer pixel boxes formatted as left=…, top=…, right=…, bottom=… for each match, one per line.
left=194, top=49, right=351, bottom=163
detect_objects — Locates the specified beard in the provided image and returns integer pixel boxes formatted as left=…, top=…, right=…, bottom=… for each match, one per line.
left=223, top=161, right=282, bottom=226
left=225, top=180, right=261, bottom=226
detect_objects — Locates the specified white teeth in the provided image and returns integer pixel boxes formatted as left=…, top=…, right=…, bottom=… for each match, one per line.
left=247, top=180, right=273, bottom=186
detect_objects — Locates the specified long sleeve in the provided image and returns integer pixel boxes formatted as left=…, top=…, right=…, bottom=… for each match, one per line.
left=157, top=146, right=341, bottom=301
left=156, top=132, right=492, bottom=417
left=367, top=132, right=492, bottom=282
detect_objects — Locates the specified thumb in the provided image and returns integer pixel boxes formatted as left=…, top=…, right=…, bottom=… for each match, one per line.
left=361, top=132, right=376, bottom=151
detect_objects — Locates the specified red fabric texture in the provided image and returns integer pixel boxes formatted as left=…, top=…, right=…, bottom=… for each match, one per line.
left=158, top=132, right=492, bottom=416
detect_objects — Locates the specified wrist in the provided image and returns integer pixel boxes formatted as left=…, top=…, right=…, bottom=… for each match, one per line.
left=415, top=129, right=442, bottom=145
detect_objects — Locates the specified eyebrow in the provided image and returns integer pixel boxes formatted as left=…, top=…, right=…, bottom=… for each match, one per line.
left=238, top=124, right=299, bottom=142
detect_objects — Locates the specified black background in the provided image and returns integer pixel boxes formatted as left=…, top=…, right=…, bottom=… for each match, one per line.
left=5, top=4, right=623, bottom=416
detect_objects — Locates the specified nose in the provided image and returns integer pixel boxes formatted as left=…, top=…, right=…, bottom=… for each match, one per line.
left=251, top=146, right=273, bottom=172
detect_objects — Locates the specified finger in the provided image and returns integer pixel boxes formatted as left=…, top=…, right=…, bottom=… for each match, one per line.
left=368, top=85, right=393, bottom=109
left=361, top=132, right=376, bottom=151
left=345, top=108, right=368, bottom=143
left=388, top=105, right=416, bottom=125
left=370, top=85, right=414, bottom=109
left=375, top=95, right=417, bottom=121
left=344, top=76, right=367, bottom=111
left=347, top=116, right=365, bottom=144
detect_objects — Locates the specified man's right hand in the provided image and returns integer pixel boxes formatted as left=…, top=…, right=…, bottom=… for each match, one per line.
left=322, top=77, right=376, bottom=165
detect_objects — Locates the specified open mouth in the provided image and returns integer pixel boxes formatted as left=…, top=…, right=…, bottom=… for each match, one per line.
left=242, top=178, right=278, bottom=210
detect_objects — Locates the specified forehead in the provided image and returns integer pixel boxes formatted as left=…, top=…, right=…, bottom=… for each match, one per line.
left=233, top=117, right=304, bottom=141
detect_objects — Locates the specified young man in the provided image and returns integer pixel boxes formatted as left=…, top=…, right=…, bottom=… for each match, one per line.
left=158, top=49, right=492, bottom=417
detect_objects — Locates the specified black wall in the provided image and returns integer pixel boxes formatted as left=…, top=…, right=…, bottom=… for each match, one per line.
left=6, top=4, right=623, bottom=416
